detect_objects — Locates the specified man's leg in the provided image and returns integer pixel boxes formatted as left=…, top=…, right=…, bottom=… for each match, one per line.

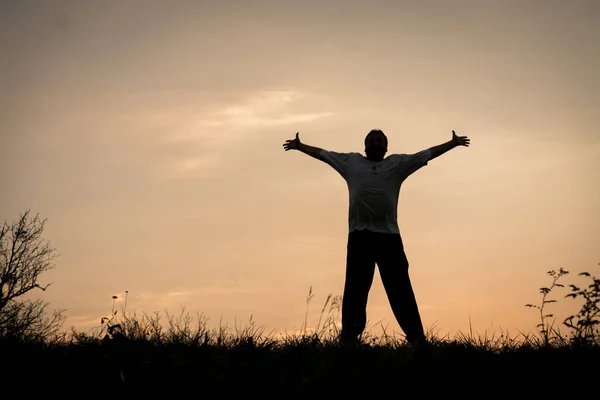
left=375, top=233, right=426, bottom=344
left=340, top=229, right=376, bottom=344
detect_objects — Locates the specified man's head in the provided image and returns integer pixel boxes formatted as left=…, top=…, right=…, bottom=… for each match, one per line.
left=364, top=129, right=388, bottom=161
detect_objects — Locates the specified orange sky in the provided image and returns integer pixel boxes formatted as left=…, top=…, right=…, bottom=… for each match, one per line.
left=2, top=0, right=599, bottom=340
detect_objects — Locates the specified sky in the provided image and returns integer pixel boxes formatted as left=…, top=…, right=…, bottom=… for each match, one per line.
left=1, top=0, right=599, bottom=340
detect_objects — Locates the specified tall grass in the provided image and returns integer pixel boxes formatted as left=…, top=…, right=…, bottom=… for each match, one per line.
left=1, top=264, right=598, bottom=393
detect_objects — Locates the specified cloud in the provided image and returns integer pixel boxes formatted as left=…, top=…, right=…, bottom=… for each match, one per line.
left=158, top=153, right=222, bottom=179
left=65, top=315, right=105, bottom=333
left=152, top=89, right=334, bottom=178
left=198, top=90, right=334, bottom=128
left=136, top=289, right=196, bottom=309
left=28, top=88, right=335, bottom=181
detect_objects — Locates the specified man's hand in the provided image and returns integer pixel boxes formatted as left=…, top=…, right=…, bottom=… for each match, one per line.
left=282, top=132, right=324, bottom=160
left=429, top=130, right=470, bottom=160
left=283, top=132, right=302, bottom=151
left=452, top=130, right=470, bottom=147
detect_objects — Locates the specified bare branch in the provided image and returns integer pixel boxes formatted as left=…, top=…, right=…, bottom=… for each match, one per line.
left=0, top=210, right=58, bottom=312
left=0, top=210, right=64, bottom=341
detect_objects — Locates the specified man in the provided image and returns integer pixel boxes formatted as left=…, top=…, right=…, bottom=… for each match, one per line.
left=282, top=129, right=470, bottom=347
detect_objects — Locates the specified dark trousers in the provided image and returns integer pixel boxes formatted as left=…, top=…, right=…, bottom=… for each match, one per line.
left=340, top=229, right=425, bottom=343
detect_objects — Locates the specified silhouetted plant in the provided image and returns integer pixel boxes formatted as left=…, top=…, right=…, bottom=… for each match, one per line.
left=525, top=268, right=569, bottom=346
left=526, top=264, right=600, bottom=347
left=302, top=286, right=315, bottom=337
left=315, top=293, right=342, bottom=339
left=100, top=295, right=123, bottom=340
left=298, top=287, right=342, bottom=342
left=0, top=209, right=65, bottom=342
left=563, top=263, right=600, bottom=346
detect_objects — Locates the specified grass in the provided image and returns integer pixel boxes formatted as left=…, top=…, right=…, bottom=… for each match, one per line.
left=1, top=266, right=599, bottom=395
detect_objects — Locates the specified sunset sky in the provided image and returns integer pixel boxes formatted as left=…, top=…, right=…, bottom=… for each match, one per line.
left=2, top=0, right=599, bottom=340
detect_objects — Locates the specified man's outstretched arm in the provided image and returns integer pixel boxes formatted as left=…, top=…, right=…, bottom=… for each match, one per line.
left=283, top=132, right=323, bottom=160
left=429, top=130, right=470, bottom=160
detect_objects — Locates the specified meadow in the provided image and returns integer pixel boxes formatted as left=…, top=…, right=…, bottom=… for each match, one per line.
left=1, top=267, right=598, bottom=396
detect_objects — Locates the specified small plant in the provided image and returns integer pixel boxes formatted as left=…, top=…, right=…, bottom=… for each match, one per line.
left=302, top=286, right=315, bottom=337
left=315, top=293, right=342, bottom=339
left=563, top=263, right=600, bottom=346
left=526, top=264, right=600, bottom=347
left=525, top=268, right=568, bottom=346
left=299, top=286, right=342, bottom=341
left=100, top=294, right=124, bottom=340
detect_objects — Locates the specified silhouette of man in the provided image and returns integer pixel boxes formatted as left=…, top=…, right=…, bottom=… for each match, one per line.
left=282, top=129, right=470, bottom=347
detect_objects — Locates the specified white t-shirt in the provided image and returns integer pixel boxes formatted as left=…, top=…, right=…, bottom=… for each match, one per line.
left=319, top=149, right=432, bottom=234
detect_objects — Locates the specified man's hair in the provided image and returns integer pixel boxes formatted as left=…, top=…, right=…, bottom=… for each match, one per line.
left=364, top=129, right=388, bottom=147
